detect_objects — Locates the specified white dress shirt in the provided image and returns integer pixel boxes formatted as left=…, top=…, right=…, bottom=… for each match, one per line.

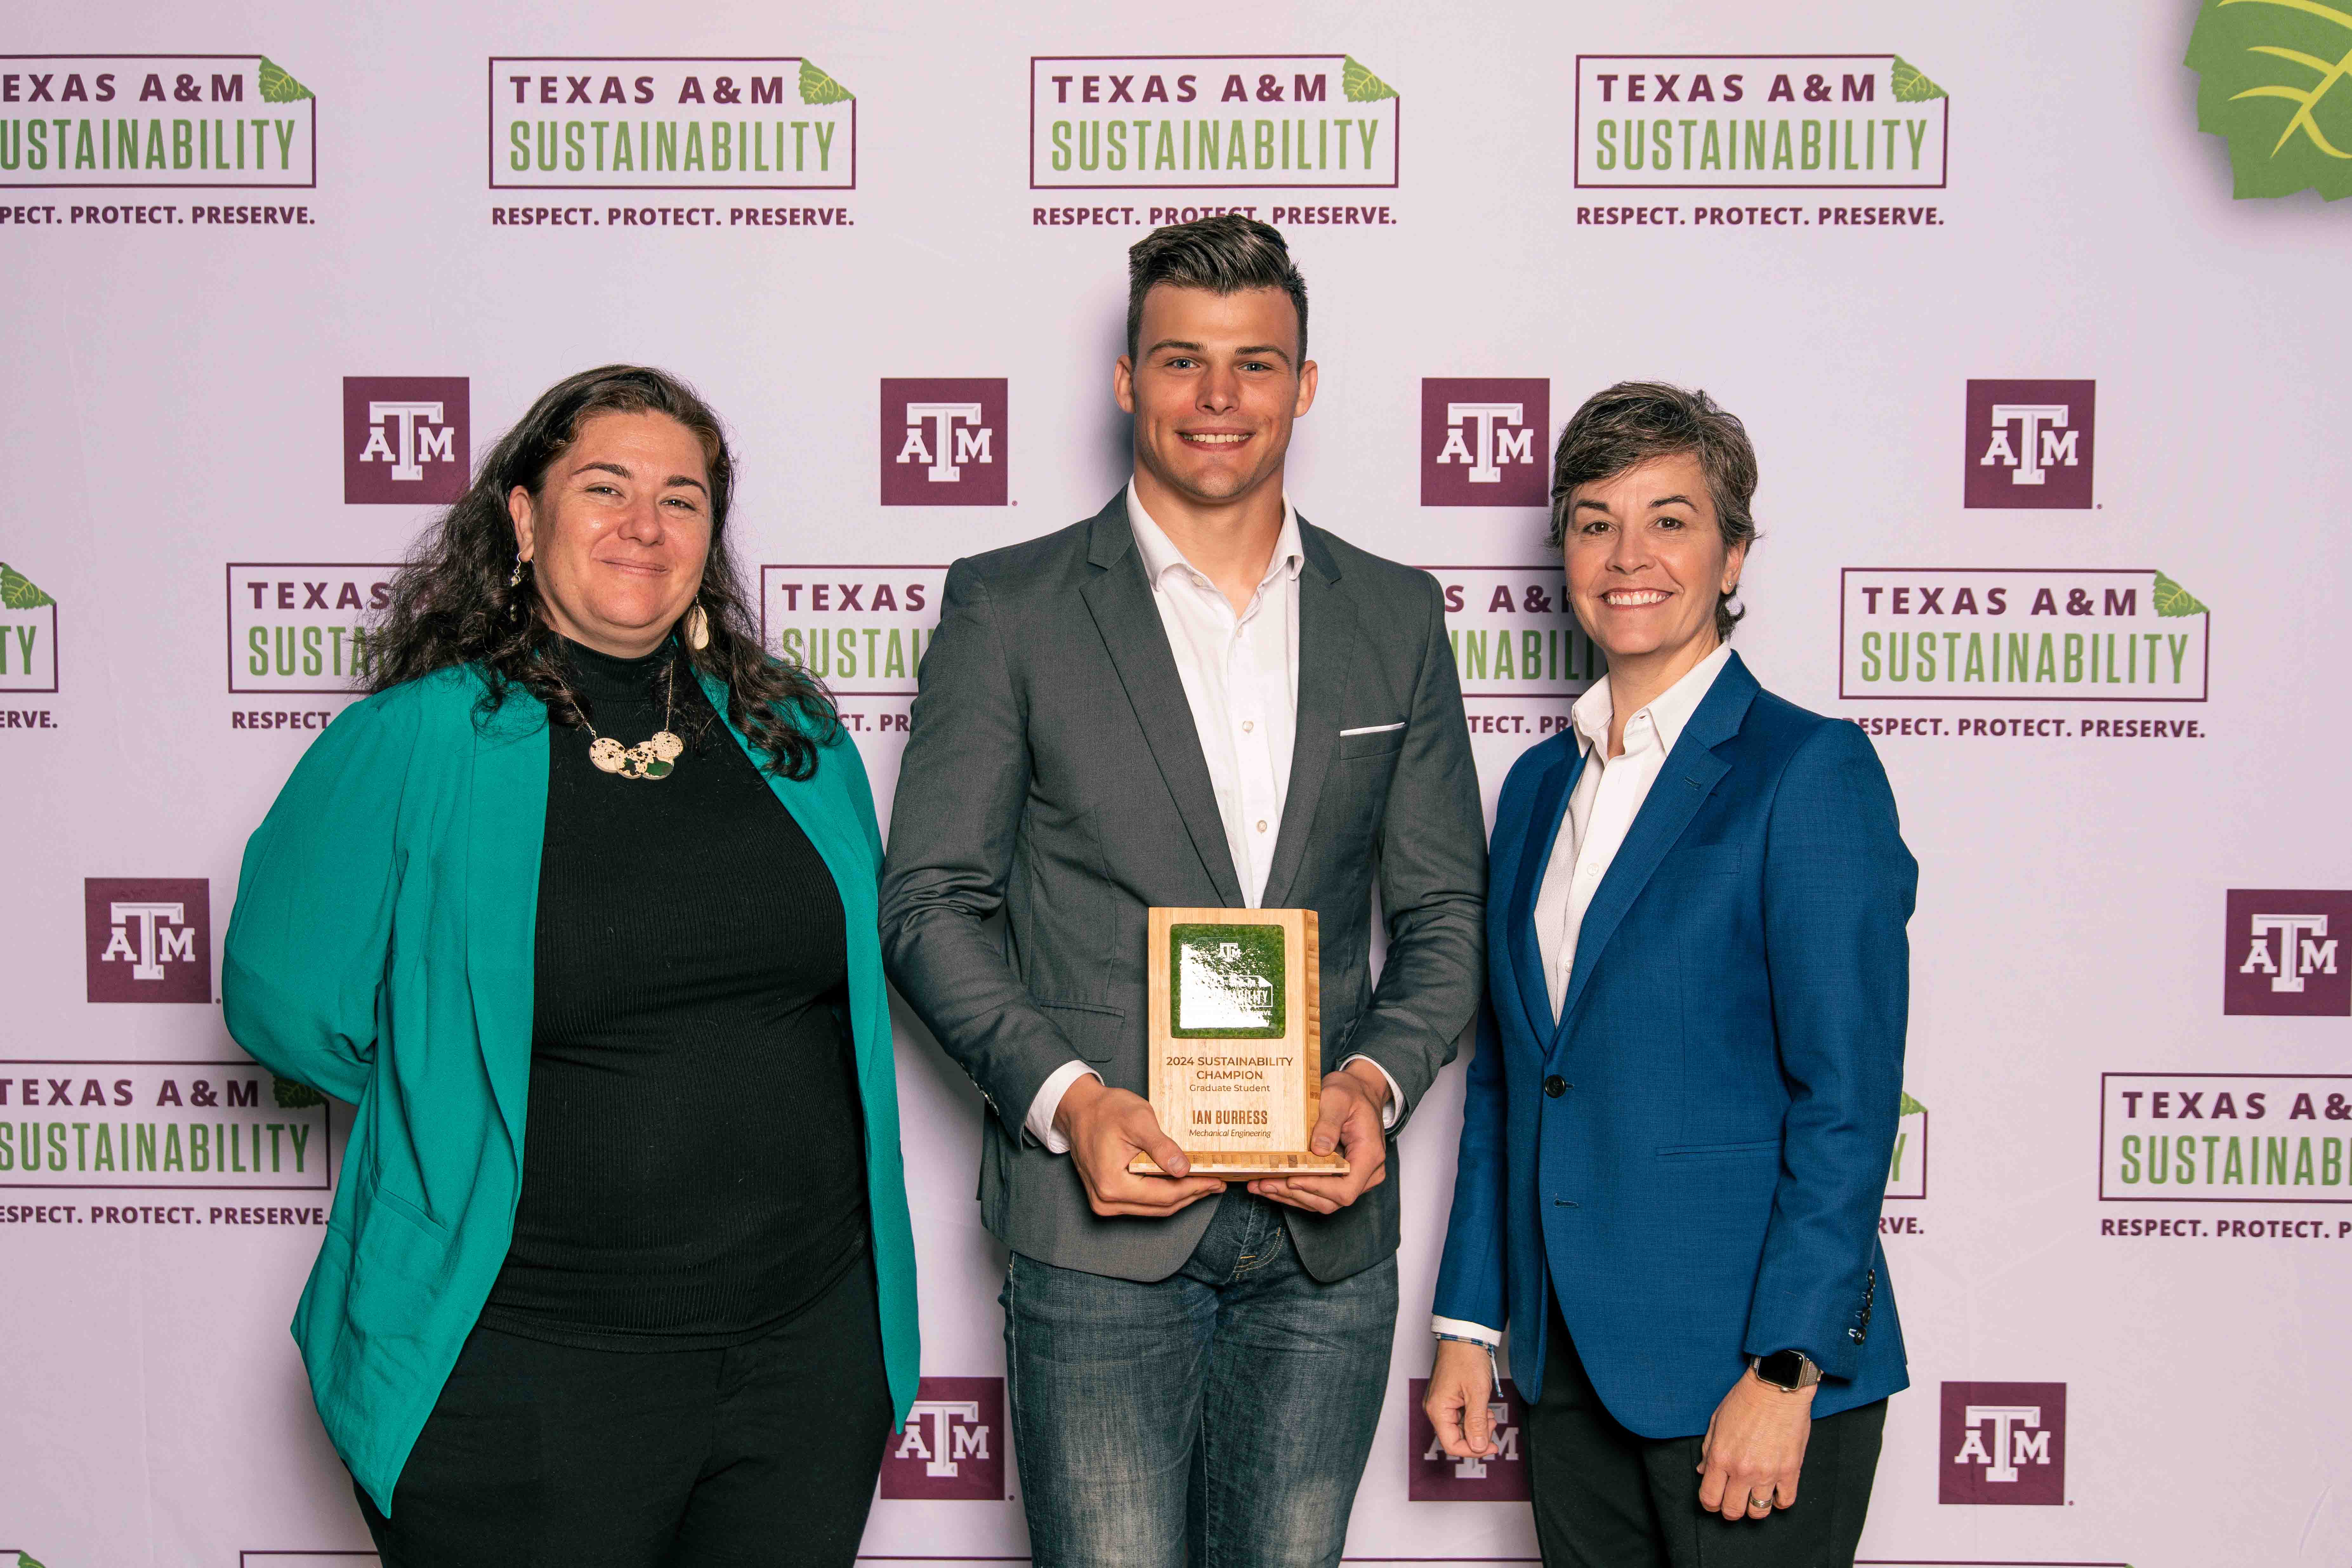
left=1026, top=481, right=1399, bottom=1152
left=1431, top=642, right=1731, bottom=1349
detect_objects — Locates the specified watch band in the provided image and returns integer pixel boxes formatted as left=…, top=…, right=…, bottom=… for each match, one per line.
left=1751, top=1349, right=1821, bottom=1391
left=1434, top=1332, right=1505, bottom=1399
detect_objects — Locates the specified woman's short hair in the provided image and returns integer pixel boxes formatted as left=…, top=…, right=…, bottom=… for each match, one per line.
left=368, top=364, right=838, bottom=777
left=1126, top=214, right=1309, bottom=363
left=1548, top=382, right=1760, bottom=642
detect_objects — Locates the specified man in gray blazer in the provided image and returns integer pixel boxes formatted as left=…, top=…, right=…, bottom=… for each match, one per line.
left=880, top=215, right=1486, bottom=1568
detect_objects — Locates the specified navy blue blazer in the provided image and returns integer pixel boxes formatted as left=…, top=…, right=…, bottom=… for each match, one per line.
left=1433, top=652, right=1915, bottom=1438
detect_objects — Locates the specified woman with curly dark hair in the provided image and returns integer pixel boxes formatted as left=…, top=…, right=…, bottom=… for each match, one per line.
left=224, top=365, right=919, bottom=1567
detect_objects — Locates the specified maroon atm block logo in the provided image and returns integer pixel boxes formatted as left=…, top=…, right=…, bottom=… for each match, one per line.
left=85, top=879, right=211, bottom=1004
left=1406, top=1376, right=1530, bottom=1500
left=2225, top=890, right=2351, bottom=1016
left=881, top=379, right=1008, bottom=506
left=1964, top=379, right=2094, bottom=509
left=880, top=1376, right=1005, bottom=1499
left=344, top=377, right=471, bottom=504
left=1939, top=1381, right=2065, bottom=1505
left=1422, top=379, right=1549, bottom=508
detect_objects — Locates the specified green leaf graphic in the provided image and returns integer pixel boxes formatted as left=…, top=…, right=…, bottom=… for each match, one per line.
left=1890, top=56, right=1948, bottom=101
left=272, top=1074, right=326, bottom=1110
left=799, top=60, right=853, bottom=105
left=2153, top=571, right=2211, bottom=618
left=0, top=563, right=55, bottom=608
left=19, top=1553, right=50, bottom=1568
left=1343, top=56, right=1398, bottom=102
left=2186, top=0, right=2352, bottom=199
left=258, top=56, right=313, bottom=103
left=1899, top=1091, right=1927, bottom=1117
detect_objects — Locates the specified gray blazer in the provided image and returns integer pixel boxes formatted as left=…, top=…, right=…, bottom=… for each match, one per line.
left=879, top=492, right=1488, bottom=1283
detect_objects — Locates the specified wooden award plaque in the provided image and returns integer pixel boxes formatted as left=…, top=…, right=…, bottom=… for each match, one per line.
left=1128, top=907, right=1349, bottom=1179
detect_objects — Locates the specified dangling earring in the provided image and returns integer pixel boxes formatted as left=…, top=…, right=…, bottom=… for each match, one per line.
left=508, top=555, right=530, bottom=589
left=685, top=602, right=711, bottom=651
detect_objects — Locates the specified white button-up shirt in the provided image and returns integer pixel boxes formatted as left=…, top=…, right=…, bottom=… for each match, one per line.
left=1535, top=641, right=1732, bottom=1021
left=1025, top=480, right=1396, bottom=1151
left=1431, top=642, right=1731, bottom=1348
left=1127, top=479, right=1304, bottom=907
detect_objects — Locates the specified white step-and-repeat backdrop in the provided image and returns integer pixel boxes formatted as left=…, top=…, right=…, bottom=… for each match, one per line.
left=4, top=2, right=2347, bottom=1564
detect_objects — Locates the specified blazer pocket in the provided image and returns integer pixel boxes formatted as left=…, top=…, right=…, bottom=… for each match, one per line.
left=1655, top=1138, right=1782, bottom=1160
left=368, top=1177, right=450, bottom=1236
left=1035, top=999, right=1127, bottom=1064
left=1659, top=843, right=1742, bottom=878
left=1339, top=724, right=1409, bottom=760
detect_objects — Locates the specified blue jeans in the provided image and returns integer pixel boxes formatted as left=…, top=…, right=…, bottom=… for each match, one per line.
left=1002, top=1191, right=1398, bottom=1568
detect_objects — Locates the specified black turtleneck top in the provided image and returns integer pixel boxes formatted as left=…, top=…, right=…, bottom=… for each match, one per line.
left=477, top=638, right=868, bottom=1350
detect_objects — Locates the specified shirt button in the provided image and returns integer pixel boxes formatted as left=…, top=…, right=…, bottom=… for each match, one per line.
left=1544, top=1076, right=1568, bottom=1098
left=1241, top=720, right=1254, bottom=732
left=1256, top=820, right=1268, bottom=833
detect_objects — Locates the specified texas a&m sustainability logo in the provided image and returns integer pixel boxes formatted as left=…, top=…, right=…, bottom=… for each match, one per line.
left=880, top=379, right=1006, bottom=506
left=1, top=1060, right=330, bottom=1192
left=227, top=564, right=397, bottom=692
left=2101, top=1073, right=2352, bottom=1201
left=1839, top=568, right=2210, bottom=705
left=1939, top=1381, right=2065, bottom=1505
left=0, top=55, right=315, bottom=187
left=490, top=57, right=854, bottom=190
left=1965, top=379, right=2094, bottom=509
left=1573, top=55, right=1948, bottom=189
left=344, top=377, right=470, bottom=504
left=1031, top=55, right=1398, bottom=192
left=1421, top=379, right=1548, bottom=508
left=0, top=561, right=57, bottom=693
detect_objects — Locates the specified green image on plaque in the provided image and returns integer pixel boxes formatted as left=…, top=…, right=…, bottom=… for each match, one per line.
left=1169, top=922, right=1287, bottom=1039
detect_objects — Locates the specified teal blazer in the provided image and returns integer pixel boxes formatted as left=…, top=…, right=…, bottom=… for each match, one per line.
left=223, top=664, right=920, bottom=1515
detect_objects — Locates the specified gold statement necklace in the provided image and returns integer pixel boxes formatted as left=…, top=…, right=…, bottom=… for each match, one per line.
left=558, top=652, right=686, bottom=781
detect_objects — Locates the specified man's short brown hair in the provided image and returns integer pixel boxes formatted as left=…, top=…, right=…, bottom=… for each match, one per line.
left=1126, top=214, right=1309, bottom=364
left=1548, top=382, right=1760, bottom=641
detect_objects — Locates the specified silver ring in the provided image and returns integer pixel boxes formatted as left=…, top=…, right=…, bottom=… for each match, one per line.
left=1747, top=1494, right=1773, bottom=1513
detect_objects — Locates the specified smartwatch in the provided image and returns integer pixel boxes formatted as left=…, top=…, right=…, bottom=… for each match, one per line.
left=1750, top=1350, right=1821, bottom=1392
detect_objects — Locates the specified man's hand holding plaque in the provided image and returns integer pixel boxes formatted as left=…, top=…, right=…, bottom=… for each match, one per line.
left=1246, top=1058, right=1391, bottom=1214
left=1128, top=908, right=1353, bottom=1182
left=1053, top=1077, right=1229, bottom=1218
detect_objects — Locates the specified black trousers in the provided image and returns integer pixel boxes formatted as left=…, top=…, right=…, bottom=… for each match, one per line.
left=359, top=1257, right=892, bottom=1568
left=1524, top=1300, right=1886, bottom=1568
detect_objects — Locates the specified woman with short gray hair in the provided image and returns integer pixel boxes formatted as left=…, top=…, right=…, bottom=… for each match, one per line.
left=1426, top=381, right=1915, bottom=1567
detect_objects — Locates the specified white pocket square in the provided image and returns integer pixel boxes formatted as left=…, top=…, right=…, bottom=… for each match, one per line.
left=1339, top=722, right=1406, bottom=736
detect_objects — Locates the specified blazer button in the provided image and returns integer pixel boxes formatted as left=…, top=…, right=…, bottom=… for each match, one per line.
left=1543, top=1076, right=1567, bottom=1098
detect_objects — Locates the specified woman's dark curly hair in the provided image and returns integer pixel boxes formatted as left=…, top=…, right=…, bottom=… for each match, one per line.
left=368, top=364, right=838, bottom=777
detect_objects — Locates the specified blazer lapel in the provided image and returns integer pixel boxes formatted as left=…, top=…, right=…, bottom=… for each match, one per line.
left=465, top=678, right=549, bottom=1153
left=1078, top=494, right=1246, bottom=908
left=1551, top=654, right=1758, bottom=1044
left=1259, top=525, right=1350, bottom=911
left=1507, top=740, right=1582, bottom=1046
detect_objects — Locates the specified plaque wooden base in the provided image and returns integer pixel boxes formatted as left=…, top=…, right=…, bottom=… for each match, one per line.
left=1128, top=906, right=1350, bottom=1179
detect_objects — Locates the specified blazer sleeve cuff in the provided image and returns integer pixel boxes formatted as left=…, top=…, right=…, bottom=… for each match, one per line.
left=1431, top=1315, right=1503, bottom=1347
